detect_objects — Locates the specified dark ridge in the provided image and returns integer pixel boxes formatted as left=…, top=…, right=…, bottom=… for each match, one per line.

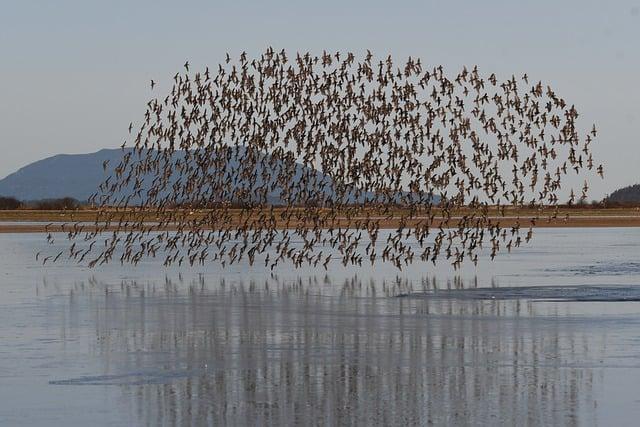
left=604, top=184, right=640, bottom=206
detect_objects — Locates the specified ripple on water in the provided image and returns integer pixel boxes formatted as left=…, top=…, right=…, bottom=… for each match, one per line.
left=398, top=285, right=640, bottom=301
left=546, top=261, right=640, bottom=276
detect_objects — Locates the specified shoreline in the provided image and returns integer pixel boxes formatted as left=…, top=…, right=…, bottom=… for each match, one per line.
left=1, top=208, right=640, bottom=233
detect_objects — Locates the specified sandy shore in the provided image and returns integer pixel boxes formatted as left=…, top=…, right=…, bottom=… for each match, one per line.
left=1, top=208, right=640, bottom=233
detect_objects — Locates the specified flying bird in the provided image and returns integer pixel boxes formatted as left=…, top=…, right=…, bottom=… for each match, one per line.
left=46, top=49, right=603, bottom=271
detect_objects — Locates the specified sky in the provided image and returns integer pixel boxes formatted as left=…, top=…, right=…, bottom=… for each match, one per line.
left=1, top=0, right=639, bottom=199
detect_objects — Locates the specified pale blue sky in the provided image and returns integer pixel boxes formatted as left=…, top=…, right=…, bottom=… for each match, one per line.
left=1, top=0, right=639, bottom=198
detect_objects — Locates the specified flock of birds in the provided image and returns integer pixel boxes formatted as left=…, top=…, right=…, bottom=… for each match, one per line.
left=46, top=49, right=602, bottom=270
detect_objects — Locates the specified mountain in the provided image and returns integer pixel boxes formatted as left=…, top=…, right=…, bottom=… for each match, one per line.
left=0, top=148, right=432, bottom=205
left=605, top=184, right=640, bottom=206
left=0, top=148, right=342, bottom=204
left=0, top=149, right=129, bottom=202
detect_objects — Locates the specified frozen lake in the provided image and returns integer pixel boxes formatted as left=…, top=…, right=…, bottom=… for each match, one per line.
left=1, top=228, right=640, bottom=426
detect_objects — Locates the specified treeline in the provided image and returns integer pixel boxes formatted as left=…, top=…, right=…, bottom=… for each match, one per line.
left=0, top=196, right=82, bottom=210
left=0, top=194, right=638, bottom=210
left=0, top=196, right=21, bottom=210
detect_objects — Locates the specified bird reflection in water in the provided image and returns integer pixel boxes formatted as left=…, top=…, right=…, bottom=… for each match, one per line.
left=44, top=274, right=603, bottom=426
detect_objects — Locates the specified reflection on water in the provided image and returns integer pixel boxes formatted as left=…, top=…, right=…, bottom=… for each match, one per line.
left=44, top=277, right=605, bottom=426
left=3, top=228, right=640, bottom=426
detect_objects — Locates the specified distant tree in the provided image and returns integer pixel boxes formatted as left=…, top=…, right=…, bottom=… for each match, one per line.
left=34, top=197, right=80, bottom=210
left=0, top=196, right=21, bottom=210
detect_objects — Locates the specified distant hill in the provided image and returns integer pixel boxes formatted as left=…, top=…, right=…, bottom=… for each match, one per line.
left=605, top=184, right=640, bottom=206
left=0, top=148, right=342, bottom=204
left=0, top=148, right=434, bottom=205
left=0, top=149, right=128, bottom=202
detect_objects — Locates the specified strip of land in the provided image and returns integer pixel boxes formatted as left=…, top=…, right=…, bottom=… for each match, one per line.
left=1, top=207, right=640, bottom=233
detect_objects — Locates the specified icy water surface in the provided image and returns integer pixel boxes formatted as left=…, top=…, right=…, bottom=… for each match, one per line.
left=1, top=228, right=640, bottom=426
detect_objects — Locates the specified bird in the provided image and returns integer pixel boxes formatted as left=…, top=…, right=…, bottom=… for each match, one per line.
left=50, top=49, right=603, bottom=271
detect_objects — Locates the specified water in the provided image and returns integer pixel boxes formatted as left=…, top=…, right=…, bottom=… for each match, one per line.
left=1, top=228, right=640, bottom=426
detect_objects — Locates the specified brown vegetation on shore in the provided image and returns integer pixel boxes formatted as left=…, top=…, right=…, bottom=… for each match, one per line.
left=1, top=206, right=639, bottom=233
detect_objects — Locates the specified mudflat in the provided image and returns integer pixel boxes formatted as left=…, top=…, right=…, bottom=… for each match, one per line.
left=1, top=207, right=639, bottom=232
